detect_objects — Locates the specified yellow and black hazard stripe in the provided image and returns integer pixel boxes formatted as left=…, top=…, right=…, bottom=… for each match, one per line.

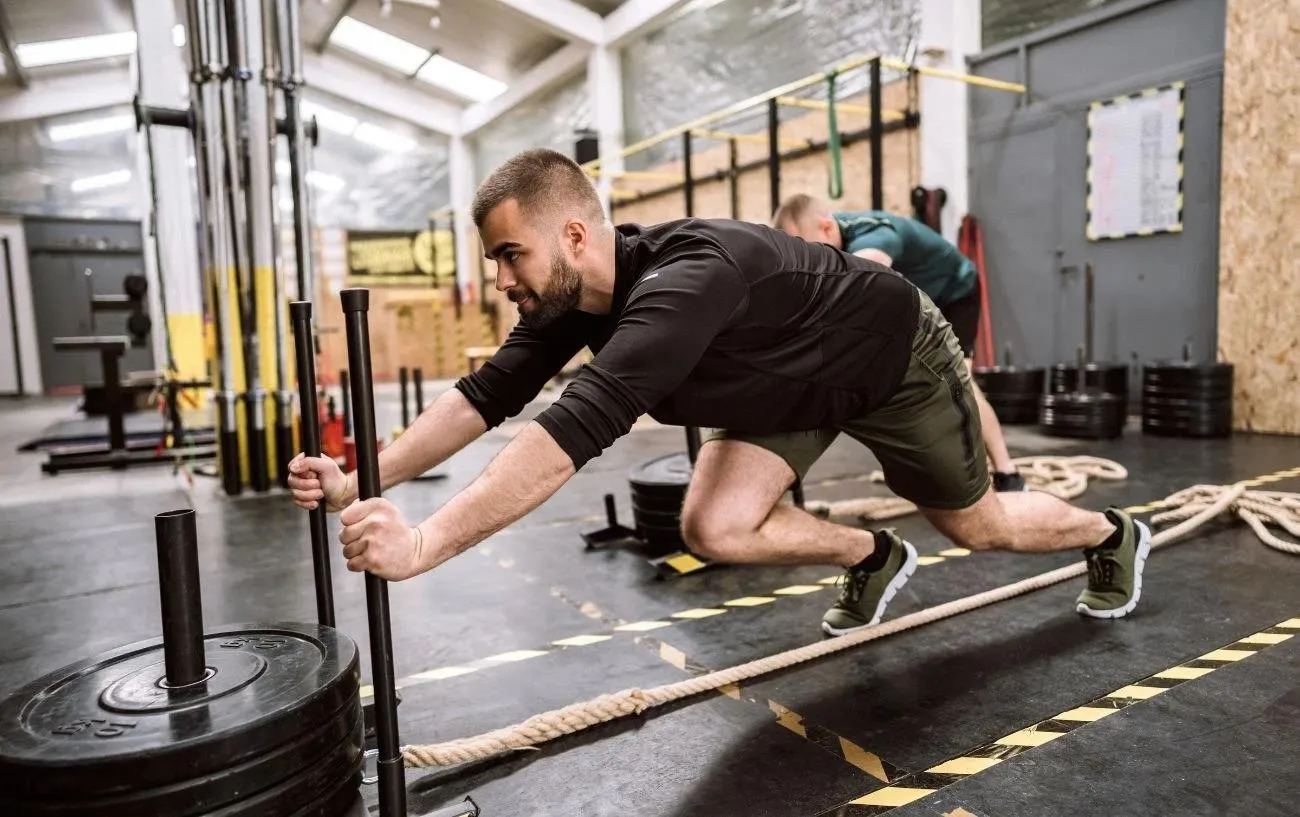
left=819, top=616, right=1300, bottom=815
left=361, top=465, right=1299, bottom=703
left=1085, top=80, right=1185, bottom=242
left=641, top=634, right=906, bottom=784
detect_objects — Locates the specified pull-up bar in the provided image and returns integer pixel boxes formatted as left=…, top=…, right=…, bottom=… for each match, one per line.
left=592, top=51, right=884, bottom=167
left=691, top=128, right=807, bottom=149
left=775, top=96, right=908, bottom=122
left=880, top=57, right=1028, bottom=93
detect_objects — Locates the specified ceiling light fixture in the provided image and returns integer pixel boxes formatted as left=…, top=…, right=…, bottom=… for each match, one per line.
left=16, top=31, right=137, bottom=68
left=71, top=169, right=132, bottom=193
left=329, top=16, right=429, bottom=75
left=49, top=114, right=135, bottom=143
left=416, top=55, right=506, bottom=103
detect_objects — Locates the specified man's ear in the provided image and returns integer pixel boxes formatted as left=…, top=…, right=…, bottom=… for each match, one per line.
left=562, top=218, right=588, bottom=255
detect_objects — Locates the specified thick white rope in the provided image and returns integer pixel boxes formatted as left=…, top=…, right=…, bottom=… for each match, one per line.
left=402, top=464, right=1298, bottom=769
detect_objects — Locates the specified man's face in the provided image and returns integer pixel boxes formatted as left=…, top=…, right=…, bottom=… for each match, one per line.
left=781, top=213, right=842, bottom=249
left=481, top=198, right=582, bottom=328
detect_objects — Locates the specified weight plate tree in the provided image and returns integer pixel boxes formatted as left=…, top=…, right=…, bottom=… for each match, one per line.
left=1142, top=355, right=1234, bottom=438
left=628, top=451, right=694, bottom=556
left=973, top=345, right=1045, bottom=425
left=0, top=510, right=364, bottom=817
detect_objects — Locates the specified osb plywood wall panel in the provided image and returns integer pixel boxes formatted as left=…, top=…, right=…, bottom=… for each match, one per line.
left=1217, top=0, right=1300, bottom=434
left=613, top=81, right=920, bottom=227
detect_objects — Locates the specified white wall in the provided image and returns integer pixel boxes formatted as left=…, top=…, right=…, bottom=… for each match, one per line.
left=0, top=217, right=41, bottom=395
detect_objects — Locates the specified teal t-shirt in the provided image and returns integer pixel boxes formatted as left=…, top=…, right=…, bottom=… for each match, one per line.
left=834, top=210, right=977, bottom=305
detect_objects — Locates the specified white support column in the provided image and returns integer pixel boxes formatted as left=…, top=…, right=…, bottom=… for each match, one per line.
left=919, top=0, right=981, bottom=243
left=448, top=134, right=477, bottom=297
left=131, top=0, right=204, bottom=378
left=588, top=44, right=624, bottom=214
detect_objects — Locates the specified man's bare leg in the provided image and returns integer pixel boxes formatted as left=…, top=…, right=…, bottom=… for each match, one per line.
left=920, top=485, right=1116, bottom=553
left=965, top=358, right=1018, bottom=476
left=680, top=439, right=877, bottom=568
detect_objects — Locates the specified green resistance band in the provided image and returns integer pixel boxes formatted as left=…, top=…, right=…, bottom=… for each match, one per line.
left=826, top=69, right=844, bottom=201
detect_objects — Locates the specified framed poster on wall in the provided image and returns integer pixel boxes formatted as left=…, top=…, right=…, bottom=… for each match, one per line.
left=1085, top=81, right=1185, bottom=241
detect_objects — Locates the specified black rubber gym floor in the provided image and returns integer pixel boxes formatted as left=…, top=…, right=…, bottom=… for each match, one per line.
left=2, top=397, right=1298, bottom=817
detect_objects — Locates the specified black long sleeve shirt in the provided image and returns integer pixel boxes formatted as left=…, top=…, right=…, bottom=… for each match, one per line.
left=455, top=218, right=920, bottom=470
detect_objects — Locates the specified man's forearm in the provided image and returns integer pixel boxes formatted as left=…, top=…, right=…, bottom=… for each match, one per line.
left=414, top=421, right=575, bottom=573
left=349, top=388, right=487, bottom=498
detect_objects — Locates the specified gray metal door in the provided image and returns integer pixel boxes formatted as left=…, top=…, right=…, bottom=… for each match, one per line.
left=1054, top=70, right=1224, bottom=375
left=28, top=251, right=94, bottom=390
left=967, top=0, right=1226, bottom=380
left=969, top=112, right=1062, bottom=369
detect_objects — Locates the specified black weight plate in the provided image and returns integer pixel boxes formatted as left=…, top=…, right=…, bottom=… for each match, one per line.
left=630, top=491, right=686, bottom=515
left=203, top=715, right=361, bottom=817
left=127, top=311, right=152, bottom=341
left=7, top=698, right=362, bottom=817
left=628, top=451, right=693, bottom=490
left=1143, top=384, right=1234, bottom=401
left=1039, top=393, right=1125, bottom=439
left=0, top=623, right=359, bottom=803
left=1050, top=363, right=1129, bottom=396
left=973, top=368, right=1045, bottom=396
left=123, top=274, right=148, bottom=299
left=989, top=404, right=1040, bottom=425
left=633, top=508, right=684, bottom=530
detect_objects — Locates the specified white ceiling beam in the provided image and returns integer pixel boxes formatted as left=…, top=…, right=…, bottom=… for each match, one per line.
left=303, top=51, right=463, bottom=136
left=603, top=0, right=698, bottom=48
left=484, top=0, right=604, bottom=45
left=0, top=66, right=134, bottom=124
left=459, top=42, right=590, bottom=136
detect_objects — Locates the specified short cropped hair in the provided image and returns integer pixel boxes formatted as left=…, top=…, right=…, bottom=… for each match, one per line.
left=471, top=148, right=604, bottom=229
left=771, top=193, right=829, bottom=230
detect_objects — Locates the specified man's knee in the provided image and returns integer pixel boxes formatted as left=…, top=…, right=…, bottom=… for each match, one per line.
left=680, top=502, right=751, bottom=560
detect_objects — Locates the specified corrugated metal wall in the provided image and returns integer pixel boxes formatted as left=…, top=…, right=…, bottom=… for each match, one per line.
left=621, top=0, right=920, bottom=169
left=981, top=0, right=1131, bottom=47
left=473, top=0, right=920, bottom=180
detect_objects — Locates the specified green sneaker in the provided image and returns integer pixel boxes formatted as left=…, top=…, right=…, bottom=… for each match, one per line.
left=821, top=530, right=918, bottom=637
left=1076, top=508, right=1152, bottom=619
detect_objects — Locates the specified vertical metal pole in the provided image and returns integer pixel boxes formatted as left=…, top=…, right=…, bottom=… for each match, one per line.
left=278, top=0, right=314, bottom=311
left=190, top=0, right=240, bottom=495
left=339, top=368, right=351, bottom=437
left=682, top=130, right=694, bottom=217
left=2, top=237, right=22, bottom=394
left=264, top=0, right=292, bottom=487
left=290, top=301, right=336, bottom=627
left=728, top=138, right=739, bottom=220
left=1084, top=261, right=1094, bottom=364
left=413, top=367, right=424, bottom=415
left=399, top=366, right=410, bottom=430
left=681, top=131, right=701, bottom=462
left=870, top=56, right=884, bottom=210
left=154, top=508, right=206, bottom=687
left=767, top=98, right=780, bottom=215
left=103, top=348, right=126, bottom=456
left=223, top=0, right=269, bottom=493
left=685, top=425, right=702, bottom=465
left=340, top=288, right=405, bottom=817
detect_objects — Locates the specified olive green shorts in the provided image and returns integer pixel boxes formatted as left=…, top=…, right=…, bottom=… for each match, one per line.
left=703, top=292, right=990, bottom=510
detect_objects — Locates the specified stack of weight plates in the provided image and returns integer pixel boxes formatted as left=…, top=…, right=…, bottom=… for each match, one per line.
left=1038, top=390, right=1126, bottom=440
left=973, top=363, right=1046, bottom=425
left=0, top=623, right=364, bottom=817
left=1050, top=361, right=1130, bottom=406
left=1141, top=359, right=1234, bottom=438
left=628, top=451, right=693, bottom=556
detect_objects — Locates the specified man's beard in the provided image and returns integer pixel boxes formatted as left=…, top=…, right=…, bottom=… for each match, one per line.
left=516, top=250, right=582, bottom=328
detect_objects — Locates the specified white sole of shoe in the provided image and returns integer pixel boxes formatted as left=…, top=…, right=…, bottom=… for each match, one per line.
left=1077, top=519, right=1152, bottom=619
left=822, top=540, right=919, bottom=637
